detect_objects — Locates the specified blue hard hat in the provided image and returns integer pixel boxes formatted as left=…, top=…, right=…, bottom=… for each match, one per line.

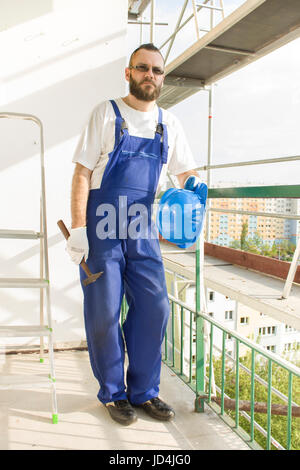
left=156, top=186, right=207, bottom=249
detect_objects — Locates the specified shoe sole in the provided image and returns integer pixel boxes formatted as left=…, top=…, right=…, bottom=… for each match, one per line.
left=134, top=404, right=175, bottom=421
left=142, top=411, right=175, bottom=421
left=105, top=406, right=138, bottom=426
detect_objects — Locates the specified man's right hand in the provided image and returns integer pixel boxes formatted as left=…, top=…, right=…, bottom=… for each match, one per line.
left=184, top=175, right=208, bottom=206
left=66, top=226, right=89, bottom=264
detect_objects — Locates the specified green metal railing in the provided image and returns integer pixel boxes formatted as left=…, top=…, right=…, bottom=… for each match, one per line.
left=122, top=283, right=299, bottom=449
left=161, top=183, right=300, bottom=450
left=164, top=292, right=300, bottom=450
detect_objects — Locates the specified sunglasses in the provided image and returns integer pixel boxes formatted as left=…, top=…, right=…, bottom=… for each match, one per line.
left=129, top=64, right=165, bottom=76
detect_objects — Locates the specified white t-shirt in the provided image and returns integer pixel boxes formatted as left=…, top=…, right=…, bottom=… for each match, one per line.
left=72, top=97, right=197, bottom=194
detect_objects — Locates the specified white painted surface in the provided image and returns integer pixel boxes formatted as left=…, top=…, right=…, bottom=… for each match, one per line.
left=0, top=0, right=127, bottom=346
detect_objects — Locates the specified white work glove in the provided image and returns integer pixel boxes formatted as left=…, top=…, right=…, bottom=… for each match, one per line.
left=66, top=226, right=89, bottom=265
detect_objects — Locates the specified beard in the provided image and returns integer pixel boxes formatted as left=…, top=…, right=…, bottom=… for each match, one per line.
left=129, top=74, right=162, bottom=102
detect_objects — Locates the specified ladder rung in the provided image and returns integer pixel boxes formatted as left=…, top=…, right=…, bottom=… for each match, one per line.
left=0, top=229, right=42, bottom=239
left=0, top=278, right=49, bottom=288
left=0, top=374, right=52, bottom=390
left=0, top=326, right=51, bottom=337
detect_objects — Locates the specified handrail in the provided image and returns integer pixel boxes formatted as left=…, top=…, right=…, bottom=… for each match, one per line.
left=166, top=294, right=300, bottom=450
left=209, top=207, right=300, bottom=220
left=197, top=154, right=300, bottom=171
left=208, top=185, right=300, bottom=199
left=168, top=294, right=300, bottom=376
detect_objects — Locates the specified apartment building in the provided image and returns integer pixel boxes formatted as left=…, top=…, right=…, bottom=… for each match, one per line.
left=208, top=196, right=299, bottom=247
left=237, top=303, right=300, bottom=359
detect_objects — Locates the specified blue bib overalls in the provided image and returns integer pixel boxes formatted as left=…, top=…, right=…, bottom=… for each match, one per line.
left=80, top=100, right=170, bottom=405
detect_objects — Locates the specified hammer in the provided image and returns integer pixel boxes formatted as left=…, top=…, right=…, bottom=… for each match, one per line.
left=57, top=219, right=103, bottom=286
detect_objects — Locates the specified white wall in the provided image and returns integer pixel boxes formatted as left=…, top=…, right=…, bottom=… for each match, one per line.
left=0, top=0, right=127, bottom=348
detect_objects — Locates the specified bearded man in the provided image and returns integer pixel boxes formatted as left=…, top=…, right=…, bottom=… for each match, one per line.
left=67, top=43, right=200, bottom=425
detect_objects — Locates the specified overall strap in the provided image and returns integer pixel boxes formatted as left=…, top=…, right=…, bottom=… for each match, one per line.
left=155, top=107, right=168, bottom=164
left=110, top=100, right=128, bottom=147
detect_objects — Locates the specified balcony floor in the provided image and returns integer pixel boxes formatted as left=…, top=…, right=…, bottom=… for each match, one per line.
left=0, top=349, right=249, bottom=451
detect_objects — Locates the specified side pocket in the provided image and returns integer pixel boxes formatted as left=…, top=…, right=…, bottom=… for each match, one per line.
left=145, top=220, right=162, bottom=259
left=145, top=237, right=162, bottom=259
left=87, top=217, right=114, bottom=259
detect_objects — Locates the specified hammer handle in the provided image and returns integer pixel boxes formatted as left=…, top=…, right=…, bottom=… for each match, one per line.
left=57, top=219, right=70, bottom=240
left=57, top=219, right=92, bottom=276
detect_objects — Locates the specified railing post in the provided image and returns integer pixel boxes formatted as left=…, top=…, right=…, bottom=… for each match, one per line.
left=189, top=310, right=193, bottom=382
left=171, top=301, right=175, bottom=367
left=208, top=323, right=214, bottom=402
left=205, top=85, right=214, bottom=243
left=180, top=306, right=184, bottom=375
left=195, top=237, right=205, bottom=412
left=235, top=339, right=240, bottom=428
left=267, top=359, right=272, bottom=450
left=250, top=349, right=255, bottom=442
left=287, top=372, right=293, bottom=450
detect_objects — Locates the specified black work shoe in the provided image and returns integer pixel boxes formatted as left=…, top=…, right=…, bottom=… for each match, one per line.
left=137, top=397, right=175, bottom=421
left=105, top=399, right=138, bottom=426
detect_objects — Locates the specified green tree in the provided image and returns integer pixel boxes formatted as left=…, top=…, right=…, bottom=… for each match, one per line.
left=277, top=240, right=296, bottom=261
left=211, top=353, right=300, bottom=450
left=229, top=239, right=241, bottom=250
left=240, top=222, right=248, bottom=250
left=229, top=229, right=296, bottom=262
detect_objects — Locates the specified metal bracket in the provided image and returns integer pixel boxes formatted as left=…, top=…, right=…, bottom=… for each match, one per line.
left=164, top=75, right=205, bottom=88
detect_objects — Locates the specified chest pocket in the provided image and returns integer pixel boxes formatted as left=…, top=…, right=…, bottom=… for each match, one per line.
left=120, top=150, right=159, bottom=160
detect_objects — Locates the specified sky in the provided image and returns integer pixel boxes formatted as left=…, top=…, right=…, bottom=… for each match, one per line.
left=126, top=0, right=300, bottom=186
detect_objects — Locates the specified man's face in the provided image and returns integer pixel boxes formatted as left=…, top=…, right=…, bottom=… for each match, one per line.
left=126, top=49, right=165, bottom=102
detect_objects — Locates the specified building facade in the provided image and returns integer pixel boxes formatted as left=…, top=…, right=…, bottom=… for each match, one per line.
left=208, top=196, right=299, bottom=249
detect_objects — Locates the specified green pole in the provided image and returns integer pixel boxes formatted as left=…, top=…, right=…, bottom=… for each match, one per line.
left=195, top=237, right=205, bottom=412
left=235, top=339, right=240, bottom=428
left=250, top=350, right=255, bottom=442
left=267, top=359, right=272, bottom=450
left=287, top=372, right=293, bottom=450
left=189, top=311, right=193, bottom=383
left=208, top=323, right=214, bottom=402
left=172, top=301, right=175, bottom=368
left=180, top=306, right=184, bottom=375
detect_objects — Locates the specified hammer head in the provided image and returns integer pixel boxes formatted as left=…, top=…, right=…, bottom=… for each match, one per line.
left=83, top=271, right=104, bottom=286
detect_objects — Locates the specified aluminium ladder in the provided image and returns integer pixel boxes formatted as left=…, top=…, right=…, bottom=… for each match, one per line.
left=0, top=112, right=58, bottom=424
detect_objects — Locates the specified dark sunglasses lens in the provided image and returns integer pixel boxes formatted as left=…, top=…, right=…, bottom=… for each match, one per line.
left=133, top=65, right=164, bottom=75
left=136, top=65, right=149, bottom=72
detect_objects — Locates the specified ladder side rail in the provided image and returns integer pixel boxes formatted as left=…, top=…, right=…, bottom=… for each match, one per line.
left=0, top=111, right=58, bottom=423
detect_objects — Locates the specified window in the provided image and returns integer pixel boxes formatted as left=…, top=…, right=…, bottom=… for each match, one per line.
left=225, top=310, right=233, bottom=320
left=285, top=325, right=296, bottom=333
left=240, top=317, right=249, bottom=325
left=266, top=345, right=276, bottom=352
left=208, top=291, right=215, bottom=302
left=259, top=326, right=276, bottom=336
left=208, top=312, right=214, bottom=317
